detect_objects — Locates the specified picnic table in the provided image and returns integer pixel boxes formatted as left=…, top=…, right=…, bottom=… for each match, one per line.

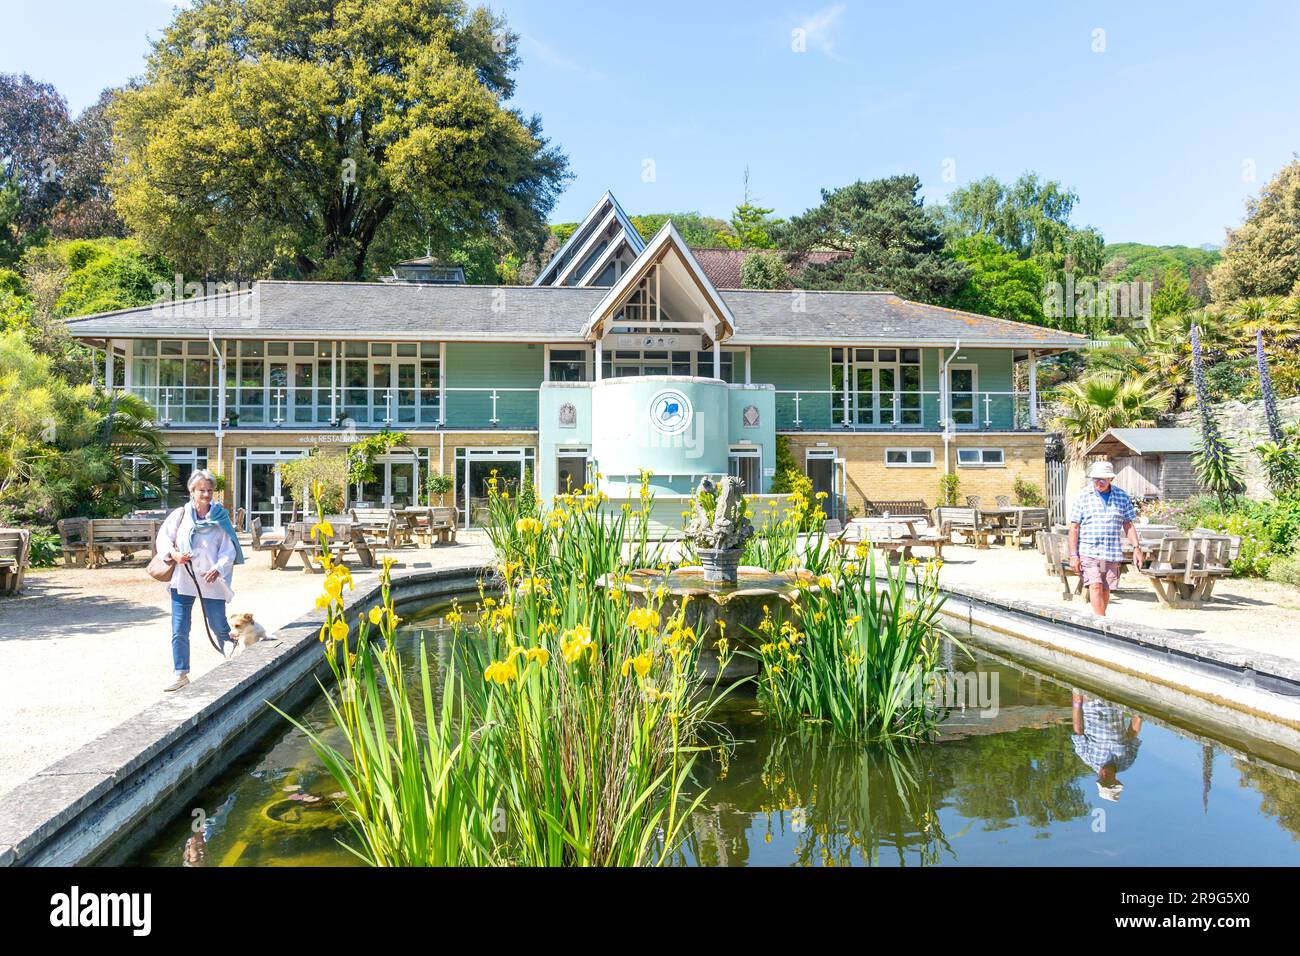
left=0, top=528, right=32, bottom=595
left=401, top=506, right=457, bottom=546
left=56, top=517, right=160, bottom=568
left=838, top=517, right=948, bottom=562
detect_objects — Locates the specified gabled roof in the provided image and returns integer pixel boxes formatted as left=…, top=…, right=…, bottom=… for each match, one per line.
left=533, top=191, right=645, bottom=287
left=63, top=280, right=1088, bottom=350
left=582, top=221, right=736, bottom=341
left=1084, top=428, right=1198, bottom=457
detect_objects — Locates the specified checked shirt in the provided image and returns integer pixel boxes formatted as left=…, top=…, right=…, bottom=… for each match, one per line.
left=1069, top=485, right=1136, bottom=562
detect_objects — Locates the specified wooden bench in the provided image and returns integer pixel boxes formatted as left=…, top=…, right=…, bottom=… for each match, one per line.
left=862, top=499, right=930, bottom=518
left=0, top=528, right=32, bottom=596
left=935, top=507, right=989, bottom=548
left=997, top=507, right=1049, bottom=549
left=1041, top=531, right=1084, bottom=600
left=429, top=506, right=457, bottom=545
left=57, top=517, right=91, bottom=567
left=84, top=519, right=160, bottom=568
left=249, top=517, right=285, bottom=565
left=350, top=508, right=412, bottom=548
left=1141, top=536, right=1233, bottom=608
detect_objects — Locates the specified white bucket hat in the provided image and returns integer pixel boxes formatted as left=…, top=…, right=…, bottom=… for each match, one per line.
left=1097, top=781, right=1124, bottom=802
left=1089, top=460, right=1116, bottom=480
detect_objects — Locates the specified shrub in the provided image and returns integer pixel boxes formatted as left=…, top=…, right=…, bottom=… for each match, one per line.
left=279, top=452, right=348, bottom=515
left=26, top=528, right=61, bottom=568
left=938, top=474, right=960, bottom=507
left=1197, top=512, right=1275, bottom=577
left=1013, top=477, right=1045, bottom=506
left=1267, top=555, right=1300, bottom=588
left=426, top=471, right=453, bottom=504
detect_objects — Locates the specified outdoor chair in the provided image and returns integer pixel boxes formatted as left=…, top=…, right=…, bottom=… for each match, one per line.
left=0, top=528, right=32, bottom=596
left=995, top=495, right=1012, bottom=508
left=966, top=496, right=983, bottom=509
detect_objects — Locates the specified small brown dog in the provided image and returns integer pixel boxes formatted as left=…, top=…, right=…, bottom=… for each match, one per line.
left=228, top=612, right=268, bottom=657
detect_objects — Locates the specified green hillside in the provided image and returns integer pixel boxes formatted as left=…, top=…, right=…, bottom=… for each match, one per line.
left=1103, top=242, right=1220, bottom=282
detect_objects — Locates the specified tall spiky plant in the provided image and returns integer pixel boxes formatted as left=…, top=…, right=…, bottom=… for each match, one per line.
left=1190, top=325, right=1244, bottom=508
left=1255, top=329, right=1300, bottom=494
left=1257, top=330, right=1284, bottom=443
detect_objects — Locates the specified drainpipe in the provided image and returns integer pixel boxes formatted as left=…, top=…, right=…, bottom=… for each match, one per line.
left=941, top=339, right=962, bottom=475
left=210, top=331, right=226, bottom=503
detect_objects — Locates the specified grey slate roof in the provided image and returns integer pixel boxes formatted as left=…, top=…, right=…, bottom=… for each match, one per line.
left=1085, top=428, right=1198, bottom=457
left=65, top=280, right=1086, bottom=350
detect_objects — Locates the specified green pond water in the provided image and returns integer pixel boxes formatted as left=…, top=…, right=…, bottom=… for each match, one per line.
left=130, top=598, right=1300, bottom=867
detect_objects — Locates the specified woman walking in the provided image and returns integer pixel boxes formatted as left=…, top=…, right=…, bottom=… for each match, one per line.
left=155, top=470, right=245, bottom=692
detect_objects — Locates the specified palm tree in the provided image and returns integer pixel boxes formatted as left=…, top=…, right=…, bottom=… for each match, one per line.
left=1051, top=371, right=1172, bottom=458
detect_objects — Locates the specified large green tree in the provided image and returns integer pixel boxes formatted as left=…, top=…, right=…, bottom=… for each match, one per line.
left=0, top=72, right=69, bottom=261
left=946, top=235, right=1045, bottom=325
left=777, top=175, right=969, bottom=303
left=108, top=0, right=569, bottom=281
left=1210, top=158, right=1300, bottom=302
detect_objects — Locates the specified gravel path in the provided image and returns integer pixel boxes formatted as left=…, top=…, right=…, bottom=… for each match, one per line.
left=0, top=533, right=494, bottom=800
left=934, top=543, right=1300, bottom=658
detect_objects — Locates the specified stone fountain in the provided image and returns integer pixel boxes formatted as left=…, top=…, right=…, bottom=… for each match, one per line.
left=600, top=477, right=819, bottom=678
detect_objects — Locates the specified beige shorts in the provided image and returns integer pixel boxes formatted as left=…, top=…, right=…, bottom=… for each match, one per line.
left=1080, top=556, right=1122, bottom=589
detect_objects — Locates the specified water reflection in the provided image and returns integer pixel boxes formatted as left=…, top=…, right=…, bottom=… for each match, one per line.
left=1070, top=691, right=1143, bottom=803
left=127, top=608, right=1300, bottom=866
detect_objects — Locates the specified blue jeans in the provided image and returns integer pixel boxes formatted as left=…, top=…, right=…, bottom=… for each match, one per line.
left=170, top=589, right=232, bottom=675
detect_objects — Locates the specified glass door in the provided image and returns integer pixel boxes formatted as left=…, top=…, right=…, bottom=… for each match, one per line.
left=456, top=448, right=533, bottom=528
left=292, top=360, right=316, bottom=424
left=949, top=366, right=977, bottom=428
left=372, top=363, right=394, bottom=426
left=268, top=361, right=289, bottom=425
left=241, top=450, right=305, bottom=530
left=387, top=459, right=418, bottom=509
left=806, top=450, right=837, bottom=520
left=394, top=362, right=417, bottom=425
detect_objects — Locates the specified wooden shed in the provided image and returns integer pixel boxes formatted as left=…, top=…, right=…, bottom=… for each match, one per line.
left=1083, top=428, right=1201, bottom=501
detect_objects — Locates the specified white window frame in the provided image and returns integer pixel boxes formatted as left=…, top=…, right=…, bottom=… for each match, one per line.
left=948, top=364, right=979, bottom=430
left=957, top=447, right=1005, bottom=467
left=728, top=444, right=762, bottom=492
left=885, top=447, right=935, bottom=468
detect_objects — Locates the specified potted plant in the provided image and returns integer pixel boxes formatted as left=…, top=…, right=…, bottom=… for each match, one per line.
left=426, top=471, right=454, bottom=507
left=684, top=476, right=754, bottom=584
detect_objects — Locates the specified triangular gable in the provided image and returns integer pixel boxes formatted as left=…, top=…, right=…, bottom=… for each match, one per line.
left=582, top=221, right=736, bottom=342
left=533, top=191, right=645, bottom=287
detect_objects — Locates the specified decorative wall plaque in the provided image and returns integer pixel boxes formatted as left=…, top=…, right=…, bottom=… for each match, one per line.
left=742, top=404, right=760, bottom=428
left=558, top=402, right=577, bottom=428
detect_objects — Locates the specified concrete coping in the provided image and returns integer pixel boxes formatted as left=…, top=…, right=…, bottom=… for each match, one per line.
left=937, top=579, right=1300, bottom=691
left=0, top=562, right=488, bottom=867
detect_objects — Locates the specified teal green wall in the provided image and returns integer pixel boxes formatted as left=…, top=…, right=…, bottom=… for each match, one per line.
left=727, top=385, right=775, bottom=493
left=538, top=384, right=593, bottom=499
left=445, top=343, right=543, bottom=428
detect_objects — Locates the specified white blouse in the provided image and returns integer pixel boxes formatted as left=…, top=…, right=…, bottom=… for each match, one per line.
left=156, top=506, right=237, bottom=601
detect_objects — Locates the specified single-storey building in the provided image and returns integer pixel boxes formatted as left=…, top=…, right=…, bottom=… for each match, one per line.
left=1084, top=428, right=1201, bottom=500
left=64, top=191, right=1086, bottom=529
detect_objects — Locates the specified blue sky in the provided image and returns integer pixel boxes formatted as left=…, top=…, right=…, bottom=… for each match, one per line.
left=3, top=0, right=1298, bottom=246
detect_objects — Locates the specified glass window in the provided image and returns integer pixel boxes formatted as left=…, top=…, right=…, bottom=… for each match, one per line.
left=240, top=341, right=265, bottom=357
left=371, top=343, right=392, bottom=357
left=549, top=349, right=588, bottom=382
left=293, top=342, right=315, bottom=356
left=268, top=341, right=289, bottom=356
left=344, top=341, right=367, bottom=358
left=396, top=343, right=418, bottom=357
left=161, top=340, right=183, bottom=355
left=886, top=448, right=934, bottom=466
left=421, top=342, right=440, bottom=358
left=957, top=448, right=1004, bottom=466
left=134, top=340, right=157, bottom=357
left=878, top=349, right=897, bottom=362
left=855, top=348, right=874, bottom=362
left=901, top=348, right=920, bottom=363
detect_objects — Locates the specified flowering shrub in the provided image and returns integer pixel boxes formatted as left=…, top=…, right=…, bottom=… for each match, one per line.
left=1198, top=512, right=1276, bottom=577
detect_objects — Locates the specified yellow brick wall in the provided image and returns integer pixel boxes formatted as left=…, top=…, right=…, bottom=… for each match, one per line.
left=782, top=432, right=1046, bottom=513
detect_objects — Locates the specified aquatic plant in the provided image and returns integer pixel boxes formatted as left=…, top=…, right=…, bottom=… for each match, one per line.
left=278, top=485, right=498, bottom=865
left=754, top=554, right=950, bottom=741
left=454, top=472, right=735, bottom=865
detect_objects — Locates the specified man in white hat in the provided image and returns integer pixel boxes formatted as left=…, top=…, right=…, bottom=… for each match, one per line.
left=1068, top=459, right=1143, bottom=617
left=1071, top=691, right=1142, bottom=802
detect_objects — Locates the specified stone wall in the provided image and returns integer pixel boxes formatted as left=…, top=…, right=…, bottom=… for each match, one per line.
left=1171, top=396, right=1300, bottom=498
